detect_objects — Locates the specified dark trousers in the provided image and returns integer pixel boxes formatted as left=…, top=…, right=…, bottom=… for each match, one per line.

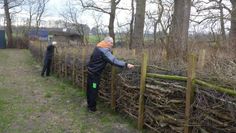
left=87, top=73, right=101, bottom=111
left=41, top=59, right=52, bottom=76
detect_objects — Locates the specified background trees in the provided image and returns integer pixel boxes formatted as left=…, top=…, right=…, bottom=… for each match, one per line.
left=131, top=0, right=146, bottom=48
left=2, top=0, right=24, bottom=48
left=1, top=0, right=234, bottom=57
left=230, top=0, right=236, bottom=50
left=79, top=0, right=122, bottom=46
left=167, top=0, right=191, bottom=59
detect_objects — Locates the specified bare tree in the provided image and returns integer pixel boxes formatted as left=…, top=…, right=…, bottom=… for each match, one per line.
left=35, top=0, right=49, bottom=32
left=91, top=12, right=104, bottom=42
left=3, top=0, right=13, bottom=48
left=79, top=0, right=122, bottom=46
left=131, top=0, right=146, bottom=48
left=60, top=0, right=90, bottom=45
left=23, top=0, right=38, bottom=31
left=193, top=0, right=231, bottom=45
left=230, top=0, right=236, bottom=50
left=146, top=0, right=164, bottom=45
left=167, top=0, right=191, bottom=59
left=127, top=0, right=135, bottom=49
left=2, top=0, right=24, bottom=48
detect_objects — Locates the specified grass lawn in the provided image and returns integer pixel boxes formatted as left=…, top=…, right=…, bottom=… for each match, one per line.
left=0, top=49, right=148, bottom=133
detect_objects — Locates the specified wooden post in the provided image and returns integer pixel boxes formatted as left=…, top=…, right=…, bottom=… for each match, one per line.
left=60, top=53, right=64, bottom=79
left=51, top=49, right=54, bottom=74
left=198, top=49, right=206, bottom=70
left=40, top=41, right=43, bottom=64
left=52, top=52, right=57, bottom=74
left=74, top=50, right=78, bottom=86
left=138, top=51, right=148, bottom=130
left=82, top=47, right=86, bottom=90
left=111, top=49, right=117, bottom=110
left=64, top=53, right=67, bottom=78
left=184, top=54, right=196, bottom=133
left=56, top=48, right=61, bottom=77
left=72, top=55, right=76, bottom=86
left=162, top=48, right=167, bottom=63
left=132, top=49, right=136, bottom=58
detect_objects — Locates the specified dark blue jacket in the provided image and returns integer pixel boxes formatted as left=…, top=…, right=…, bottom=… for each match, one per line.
left=87, top=47, right=127, bottom=76
left=45, top=44, right=55, bottom=60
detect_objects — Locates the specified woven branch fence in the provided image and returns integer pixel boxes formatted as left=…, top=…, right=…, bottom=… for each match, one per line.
left=29, top=41, right=236, bottom=133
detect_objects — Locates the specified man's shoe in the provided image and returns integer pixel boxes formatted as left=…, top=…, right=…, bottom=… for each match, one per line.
left=87, top=107, right=97, bottom=112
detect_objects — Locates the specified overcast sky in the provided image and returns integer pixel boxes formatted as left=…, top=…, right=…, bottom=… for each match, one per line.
left=0, top=0, right=231, bottom=33
left=47, top=0, right=65, bottom=18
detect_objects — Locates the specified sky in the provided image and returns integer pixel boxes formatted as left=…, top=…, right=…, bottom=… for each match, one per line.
left=0, top=0, right=231, bottom=33
left=45, top=0, right=106, bottom=28
left=44, top=0, right=231, bottom=33
left=46, top=0, right=65, bottom=20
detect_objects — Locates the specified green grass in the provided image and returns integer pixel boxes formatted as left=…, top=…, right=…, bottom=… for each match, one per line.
left=44, top=91, right=52, bottom=98
left=0, top=88, right=26, bottom=132
left=0, top=49, right=148, bottom=133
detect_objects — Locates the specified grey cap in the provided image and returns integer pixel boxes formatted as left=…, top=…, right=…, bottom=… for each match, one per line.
left=104, top=36, right=113, bottom=43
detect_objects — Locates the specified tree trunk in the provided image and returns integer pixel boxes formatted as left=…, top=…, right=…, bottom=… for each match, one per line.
left=154, top=0, right=164, bottom=46
left=109, top=0, right=116, bottom=47
left=230, top=0, right=236, bottom=50
left=153, top=21, right=158, bottom=45
left=4, top=0, right=14, bottom=48
left=132, top=0, right=146, bottom=49
left=219, top=1, right=226, bottom=42
left=28, top=9, right=33, bottom=31
left=167, top=0, right=191, bottom=59
left=129, top=0, right=134, bottom=49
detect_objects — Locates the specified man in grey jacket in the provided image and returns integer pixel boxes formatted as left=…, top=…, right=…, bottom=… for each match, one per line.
left=41, top=37, right=57, bottom=77
left=87, top=36, right=134, bottom=112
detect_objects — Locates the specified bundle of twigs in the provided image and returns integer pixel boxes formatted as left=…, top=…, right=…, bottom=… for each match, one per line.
left=28, top=43, right=236, bottom=133
left=191, top=85, right=236, bottom=133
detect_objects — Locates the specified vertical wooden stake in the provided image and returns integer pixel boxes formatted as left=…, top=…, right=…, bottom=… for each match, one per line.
left=40, top=41, right=43, bottom=64
left=72, top=55, right=76, bottom=86
left=111, top=49, right=117, bottom=110
left=64, top=53, right=67, bottom=78
left=56, top=48, right=61, bottom=77
left=60, top=53, right=64, bottom=79
left=198, top=49, right=206, bottom=70
left=162, top=48, right=167, bottom=63
left=82, top=47, right=86, bottom=90
left=53, top=51, right=57, bottom=75
left=74, top=50, right=78, bottom=86
left=51, top=51, right=54, bottom=74
left=138, top=51, right=148, bottom=130
left=132, top=49, right=136, bottom=58
left=184, top=54, right=196, bottom=133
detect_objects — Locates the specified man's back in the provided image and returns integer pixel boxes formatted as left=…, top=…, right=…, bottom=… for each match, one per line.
left=87, top=46, right=126, bottom=76
left=45, top=45, right=55, bottom=59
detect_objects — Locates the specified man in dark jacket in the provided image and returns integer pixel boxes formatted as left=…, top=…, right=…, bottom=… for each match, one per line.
left=41, top=37, right=57, bottom=77
left=87, top=36, right=134, bottom=112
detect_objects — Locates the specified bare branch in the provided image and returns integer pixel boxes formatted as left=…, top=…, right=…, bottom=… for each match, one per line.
left=8, top=0, right=24, bottom=9
left=115, top=0, right=121, bottom=5
left=79, top=0, right=110, bottom=14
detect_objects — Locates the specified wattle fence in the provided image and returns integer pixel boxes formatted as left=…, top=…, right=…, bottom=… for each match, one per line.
left=29, top=41, right=236, bottom=133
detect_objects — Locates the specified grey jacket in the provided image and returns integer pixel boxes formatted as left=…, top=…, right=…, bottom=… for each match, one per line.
left=87, top=47, right=127, bottom=76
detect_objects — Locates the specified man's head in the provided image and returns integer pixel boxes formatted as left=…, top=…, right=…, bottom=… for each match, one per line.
left=49, top=37, right=53, bottom=41
left=52, top=41, right=57, bottom=46
left=104, top=36, right=113, bottom=48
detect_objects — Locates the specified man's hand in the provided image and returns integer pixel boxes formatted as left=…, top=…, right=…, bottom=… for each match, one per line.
left=127, top=64, right=135, bottom=69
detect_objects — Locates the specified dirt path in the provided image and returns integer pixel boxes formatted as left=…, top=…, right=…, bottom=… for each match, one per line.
left=0, top=49, right=142, bottom=133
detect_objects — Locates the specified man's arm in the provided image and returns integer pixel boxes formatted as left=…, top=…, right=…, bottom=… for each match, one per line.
left=103, top=49, right=126, bottom=67
left=101, top=48, right=134, bottom=68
